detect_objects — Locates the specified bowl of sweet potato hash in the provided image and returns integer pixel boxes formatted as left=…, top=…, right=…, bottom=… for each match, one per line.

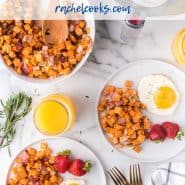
left=0, top=18, right=95, bottom=84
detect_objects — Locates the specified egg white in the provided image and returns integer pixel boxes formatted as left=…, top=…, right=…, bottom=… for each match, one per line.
left=61, top=179, right=86, bottom=185
left=138, top=74, right=180, bottom=115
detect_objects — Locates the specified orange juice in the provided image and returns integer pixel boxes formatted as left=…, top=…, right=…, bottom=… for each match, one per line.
left=34, top=94, right=75, bottom=135
left=172, top=29, right=185, bottom=64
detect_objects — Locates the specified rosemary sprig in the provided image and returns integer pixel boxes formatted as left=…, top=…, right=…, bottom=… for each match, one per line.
left=0, top=111, right=3, bottom=118
left=0, top=92, right=32, bottom=148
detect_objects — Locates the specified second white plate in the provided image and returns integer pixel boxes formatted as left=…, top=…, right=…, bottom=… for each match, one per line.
left=7, top=137, right=106, bottom=185
left=97, top=60, right=185, bottom=162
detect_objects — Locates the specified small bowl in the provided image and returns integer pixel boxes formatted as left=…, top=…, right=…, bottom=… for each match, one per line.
left=131, top=0, right=169, bottom=7
left=1, top=0, right=95, bottom=85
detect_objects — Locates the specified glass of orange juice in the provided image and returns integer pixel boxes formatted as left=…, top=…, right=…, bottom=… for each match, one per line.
left=34, top=94, right=76, bottom=136
left=172, top=29, right=185, bottom=64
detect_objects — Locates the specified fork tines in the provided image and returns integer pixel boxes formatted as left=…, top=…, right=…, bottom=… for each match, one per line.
left=130, top=164, right=142, bottom=185
left=108, top=166, right=130, bottom=185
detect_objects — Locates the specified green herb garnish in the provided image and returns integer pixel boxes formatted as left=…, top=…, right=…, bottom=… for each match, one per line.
left=0, top=111, right=3, bottom=118
left=0, top=92, right=32, bottom=148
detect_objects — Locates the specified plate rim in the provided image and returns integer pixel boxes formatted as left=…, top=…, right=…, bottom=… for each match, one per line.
left=96, top=59, right=185, bottom=163
left=6, top=136, right=107, bottom=185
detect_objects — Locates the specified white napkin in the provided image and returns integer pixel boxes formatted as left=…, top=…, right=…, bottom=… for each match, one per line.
left=150, top=162, right=185, bottom=185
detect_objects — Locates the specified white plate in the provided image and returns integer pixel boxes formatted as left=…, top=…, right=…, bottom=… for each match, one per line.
left=6, top=137, right=106, bottom=185
left=132, top=0, right=168, bottom=7
left=97, top=60, right=185, bottom=162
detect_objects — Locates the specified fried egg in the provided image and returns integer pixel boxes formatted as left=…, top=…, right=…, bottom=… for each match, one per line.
left=138, top=74, right=180, bottom=115
left=61, top=179, right=85, bottom=185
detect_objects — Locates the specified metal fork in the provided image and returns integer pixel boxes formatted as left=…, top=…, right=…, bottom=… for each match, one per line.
left=129, top=164, right=142, bottom=185
left=108, top=166, right=130, bottom=185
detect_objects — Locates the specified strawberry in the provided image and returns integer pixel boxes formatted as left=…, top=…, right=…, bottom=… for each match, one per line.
left=149, top=124, right=166, bottom=142
left=162, top=122, right=184, bottom=140
left=69, top=159, right=92, bottom=176
left=54, top=150, right=71, bottom=173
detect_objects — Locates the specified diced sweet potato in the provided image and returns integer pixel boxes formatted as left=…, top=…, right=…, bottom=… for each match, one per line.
left=124, top=80, right=133, bottom=88
left=98, top=81, right=152, bottom=153
left=133, top=146, right=141, bottom=153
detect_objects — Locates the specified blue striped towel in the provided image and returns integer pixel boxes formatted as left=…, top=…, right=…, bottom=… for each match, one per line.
left=151, top=162, right=185, bottom=185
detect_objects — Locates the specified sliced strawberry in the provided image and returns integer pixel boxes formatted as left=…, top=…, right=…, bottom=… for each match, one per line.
left=69, top=159, right=91, bottom=176
left=162, top=122, right=183, bottom=139
left=54, top=150, right=71, bottom=173
left=149, top=124, right=166, bottom=142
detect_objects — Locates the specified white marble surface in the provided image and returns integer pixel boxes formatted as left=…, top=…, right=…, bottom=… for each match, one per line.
left=1, top=18, right=185, bottom=185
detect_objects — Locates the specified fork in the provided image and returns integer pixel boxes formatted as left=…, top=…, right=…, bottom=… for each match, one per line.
left=129, top=164, right=142, bottom=185
left=108, top=166, right=130, bottom=185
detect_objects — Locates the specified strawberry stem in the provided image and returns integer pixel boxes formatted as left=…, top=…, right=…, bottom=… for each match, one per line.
left=176, top=129, right=185, bottom=141
left=154, top=140, right=162, bottom=144
left=57, top=149, right=71, bottom=156
left=83, top=160, right=92, bottom=172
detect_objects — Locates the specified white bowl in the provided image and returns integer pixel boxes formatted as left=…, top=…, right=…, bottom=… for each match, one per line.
left=132, top=0, right=169, bottom=7
left=1, top=1, right=95, bottom=85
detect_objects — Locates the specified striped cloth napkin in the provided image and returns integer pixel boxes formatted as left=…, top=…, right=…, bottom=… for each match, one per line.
left=151, top=162, right=185, bottom=185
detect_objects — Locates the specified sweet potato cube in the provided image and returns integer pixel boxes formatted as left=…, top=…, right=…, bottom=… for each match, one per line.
left=133, top=145, right=141, bottom=153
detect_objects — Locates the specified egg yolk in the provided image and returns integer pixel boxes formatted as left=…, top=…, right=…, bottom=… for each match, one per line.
left=154, top=86, right=177, bottom=109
